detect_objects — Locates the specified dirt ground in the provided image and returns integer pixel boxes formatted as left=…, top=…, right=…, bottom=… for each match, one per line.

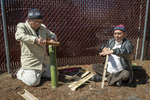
left=0, top=59, right=150, bottom=100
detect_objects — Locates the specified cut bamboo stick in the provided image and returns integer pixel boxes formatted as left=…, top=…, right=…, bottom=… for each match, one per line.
left=17, top=89, right=38, bottom=100
left=46, top=41, right=60, bottom=46
left=68, top=71, right=90, bottom=88
left=69, top=72, right=94, bottom=91
left=101, top=48, right=110, bottom=88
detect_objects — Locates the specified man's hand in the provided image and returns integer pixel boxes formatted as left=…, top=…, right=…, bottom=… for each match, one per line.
left=102, top=47, right=109, bottom=52
left=99, top=50, right=113, bottom=56
left=37, top=38, right=46, bottom=45
left=49, top=38, right=56, bottom=42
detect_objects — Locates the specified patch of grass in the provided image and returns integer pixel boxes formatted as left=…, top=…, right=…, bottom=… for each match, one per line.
left=132, top=63, right=137, bottom=66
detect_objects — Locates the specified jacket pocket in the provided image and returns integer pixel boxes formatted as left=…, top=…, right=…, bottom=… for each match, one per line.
left=21, top=54, right=43, bottom=68
left=43, top=55, right=50, bottom=67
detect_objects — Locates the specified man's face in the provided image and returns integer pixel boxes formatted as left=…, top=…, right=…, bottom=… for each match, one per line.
left=114, top=30, right=126, bottom=42
left=28, top=19, right=42, bottom=30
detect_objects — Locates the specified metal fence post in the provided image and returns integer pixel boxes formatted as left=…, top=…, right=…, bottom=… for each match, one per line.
left=145, top=27, right=150, bottom=59
left=49, top=45, right=58, bottom=88
left=141, top=0, right=149, bottom=61
left=135, top=0, right=142, bottom=60
left=1, top=0, right=11, bottom=73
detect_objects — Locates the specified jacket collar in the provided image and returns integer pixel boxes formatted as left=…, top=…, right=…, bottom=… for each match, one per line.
left=110, top=38, right=126, bottom=49
left=25, top=20, right=42, bottom=36
left=122, top=38, right=126, bottom=44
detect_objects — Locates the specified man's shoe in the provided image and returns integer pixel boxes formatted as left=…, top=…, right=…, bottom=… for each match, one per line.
left=90, top=74, right=102, bottom=82
left=11, top=68, right=20, bottom=79
left=116, top=80, right=122, bottom=87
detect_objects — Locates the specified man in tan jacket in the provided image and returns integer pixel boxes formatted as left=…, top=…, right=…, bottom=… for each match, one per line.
left=12, top=8, right=58, bottom=86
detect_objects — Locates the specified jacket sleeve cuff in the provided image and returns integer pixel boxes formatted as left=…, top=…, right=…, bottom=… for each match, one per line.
left=35, top=37, right=38, bottom=43
left=27, top=37, right=36, bottom=44
left=51, top=35, right=57, bottom=41
left=112, top=49, right=117, bottom=54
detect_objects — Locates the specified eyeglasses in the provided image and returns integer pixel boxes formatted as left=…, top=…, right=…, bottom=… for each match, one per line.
left=114, top=32, right=123, bottom=35
left=30, top=19, right=42, bottom=24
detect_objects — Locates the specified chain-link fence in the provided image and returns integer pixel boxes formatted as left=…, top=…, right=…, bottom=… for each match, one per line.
left=0, top=0, right=149, bottom=74
left=144, top=5, right=150, bottom=60
left=0, top=4, right=6, bottom=74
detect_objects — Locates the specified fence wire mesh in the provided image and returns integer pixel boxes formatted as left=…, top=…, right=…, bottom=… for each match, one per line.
left=144, top=6, right=150, bottom=60
left=0, top=6, right=7, bottom=74
left=0, top=0, right=149, bottom=73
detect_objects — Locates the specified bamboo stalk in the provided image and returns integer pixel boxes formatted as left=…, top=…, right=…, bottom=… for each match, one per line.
left=49, top=46, right=58, bottom=88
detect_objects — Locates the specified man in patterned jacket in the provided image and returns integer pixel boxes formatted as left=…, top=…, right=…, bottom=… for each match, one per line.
left=91, top=24, right=134, bottom=87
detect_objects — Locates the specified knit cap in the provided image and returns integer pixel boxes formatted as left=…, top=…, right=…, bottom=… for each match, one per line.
left=113, top=24, right=126, bottom=32
left=28, top=8, right=42, bottom=19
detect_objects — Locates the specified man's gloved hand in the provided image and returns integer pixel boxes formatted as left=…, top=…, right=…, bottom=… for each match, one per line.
left=37, top=38, right=46, bottom=45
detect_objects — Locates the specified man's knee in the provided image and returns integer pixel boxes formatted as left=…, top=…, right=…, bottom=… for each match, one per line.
left=92, top=64, right=102, bottom=70
left=92, top=64, right=97, bottom=70
left=16, top=68, right=42, bottom=86
left=121, top=70, right=130, bottom=80
left=23, top=77, right=40, bottom=86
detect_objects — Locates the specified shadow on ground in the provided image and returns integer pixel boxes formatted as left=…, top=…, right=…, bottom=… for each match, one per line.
left=125, top=68, right=149, bottom=87
left=37, top=66, right=149, bottom=88
left=38, top=67, right=85, bottom=87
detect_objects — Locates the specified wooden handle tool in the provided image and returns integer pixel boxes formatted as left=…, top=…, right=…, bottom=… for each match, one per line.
left=101, top=48, right=110, bottom=88
left=46, top=41, right=60, bottom=46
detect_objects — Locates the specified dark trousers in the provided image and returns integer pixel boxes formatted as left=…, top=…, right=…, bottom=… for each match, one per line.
left=92, top=64, right=130, bottom=85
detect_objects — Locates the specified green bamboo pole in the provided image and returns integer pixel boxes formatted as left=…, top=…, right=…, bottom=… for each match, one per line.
left=49, top=45, right=58, bottom=88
